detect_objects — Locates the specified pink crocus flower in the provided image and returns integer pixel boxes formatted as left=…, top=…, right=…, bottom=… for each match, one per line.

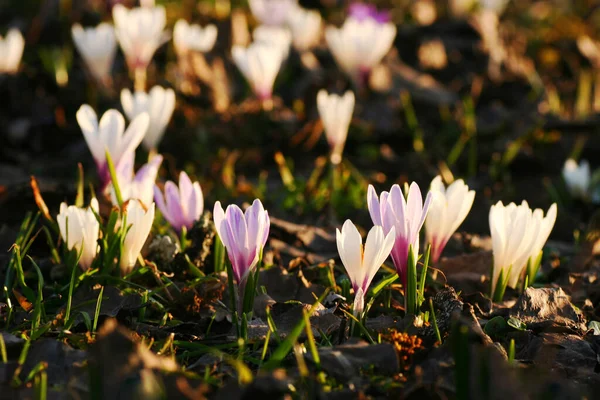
left=154, top=171, right=204, bottom=233
left=367, top=183, right=432, bottom=287
left=348, top=3, right=391, bottom=23
left=107, top=154, right=163, bottom=207
left=213, top=199, right=270, bottom=303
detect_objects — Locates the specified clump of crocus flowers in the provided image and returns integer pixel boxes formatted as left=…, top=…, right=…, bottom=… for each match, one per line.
left=489, top=201, right=557, bottom=301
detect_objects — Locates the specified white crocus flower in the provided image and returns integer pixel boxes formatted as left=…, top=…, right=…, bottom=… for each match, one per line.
left=232, top=41, right=284, bottom=101
left=0, top=29, right=25, bottom=74
left=120, top=199, right=155, bottom=274
left=317, top=90, right=355, bottom=165
left=249, top=0, right=298, bottom=26
left=325, top=16, right=396, bottom=84
left=562, top=159, right=591, bottom=200
left=489, top=201, right=556, bottom=295
left=71, top=23, right=117, bottom=84
left=425, top=176, right=475, bottom=263
left=253, top=25, right=292, bottom=59
left=336, top=220, right=395, bottom=316
left=121, top=86, right=176, bottom=151
left=57, top=198, right=100, bottom=271
left=286, top=6, right=322, bottom=52
left=112, top=4, right=169, bottom=73
left=173, top=19, right=218, bottom=57
left=517, top=203, right=557, bottom=287
left=76, top=105, right=149, bottom=187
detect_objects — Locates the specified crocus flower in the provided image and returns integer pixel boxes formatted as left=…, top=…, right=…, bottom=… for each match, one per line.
left=489, top=201, right=557, bottom=294
left=425, top=176, right=475, bottom=263
left=0, top=29, right=25, bottom=74
left=121, top=86, right=176, bottom=151
left=562, top=159, right=591, bottom=200
left=253, top=25, right=292, bottom=59
left=336, top=220, right=395, bottom=316
left=213, top=199, right=270, bottom=295
left=287, top=7, right=322, bottom=52
left=120, top=199, right=155, bottom=274
left=248, top=0, right=298, bottom=26
left=173, top=19, right=218, bottom=57
left=154, top=171, right=204, bottom=233
left=232, top=41, right=285, bottom=101
left=286, top=6, right=322, bottom=52
left=57, top=198, right=100, bottom=270
left=71, top=23, right=117, bottom=84
left=368, top=183, right=432, bottom=287
left=348, top=3, right=390, bottom=23
left=109, top=154, right=163, bottom=207
left=325, top=12, right=396, bottom=85
left=76, top=105, right=149, bottom=187
left=317, top=90, right=355, bottom=165
left=112, top=4, right=169, bottom=73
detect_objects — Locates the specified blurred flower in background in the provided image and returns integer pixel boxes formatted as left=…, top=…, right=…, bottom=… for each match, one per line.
left=71, top=23, right=117, bottom=85
left=253, top=25, right=292, bottom=59
left=348, top=3, right=390, bottom=23
left=76, top=105, right=149, bottom=187
left=121, top=86, right=176, bottom=151
left=286, top=6, right=322, bottom=52
left=562, top=159, right=591, bottom=200
left=248, top=0, right=298, bottom=27
left=317, top=90, right=355, bottom=165
left=325, top=7, right=396, bottom=86
left=173, top=19, right=218, bottom=57
left=0, top=29, right=25, bottom=74
left=232, top=41, right=285, bottom=103
left=112, top=3, right=169, bottom=77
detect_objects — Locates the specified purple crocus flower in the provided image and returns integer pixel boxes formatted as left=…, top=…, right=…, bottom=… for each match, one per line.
left=367, top=183, right=432, bottom=287
left=348, top=3, right=390, bottom=24
left=107, top=154, right=163, bottom=208
left=154, top=171, right=204, bottom=233
left=213, top=199, right=270, bottom=305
